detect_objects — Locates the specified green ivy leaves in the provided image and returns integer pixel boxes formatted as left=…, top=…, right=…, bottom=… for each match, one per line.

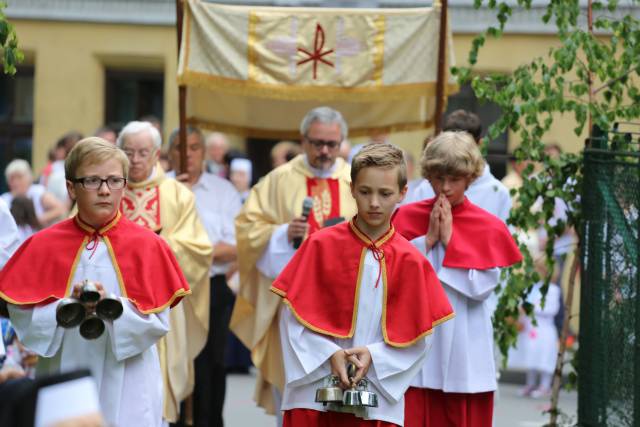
left=0, top=3, right=23, bottom=75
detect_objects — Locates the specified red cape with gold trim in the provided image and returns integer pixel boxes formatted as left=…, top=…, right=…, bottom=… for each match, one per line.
left=393, top=197, right=522, bottom=270
left=0, top=212, right=190, bottom=314
left=271, top=220, right=454, bottom=348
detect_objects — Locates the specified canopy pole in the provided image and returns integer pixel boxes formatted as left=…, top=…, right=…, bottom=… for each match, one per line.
left=176, top=0, right=187, bottom=174
left=434, top=0, right=448, bottom=134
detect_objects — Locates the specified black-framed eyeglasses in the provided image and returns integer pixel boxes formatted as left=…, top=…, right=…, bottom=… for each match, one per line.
left=306, top=138, right=341, bottom=150
left=72, top=176, right=127, bottom=190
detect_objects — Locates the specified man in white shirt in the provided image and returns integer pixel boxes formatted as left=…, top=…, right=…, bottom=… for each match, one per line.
left=168, top=127, right=243, bottom=427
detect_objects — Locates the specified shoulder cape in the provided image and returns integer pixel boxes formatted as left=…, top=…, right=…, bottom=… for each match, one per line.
left=393, top=197, right=522, bottom=270
left=271, top=220, right=454, bottom=347
left=0, top=212, right=190, bottom=314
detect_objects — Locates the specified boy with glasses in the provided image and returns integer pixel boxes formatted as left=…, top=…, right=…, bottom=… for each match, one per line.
left=0, top=137, right=190, bottom=427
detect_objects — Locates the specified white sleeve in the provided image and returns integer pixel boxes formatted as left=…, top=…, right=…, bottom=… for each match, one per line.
left=107, top=299, right=170, bottom=361
left=279, top=305, right=341, bottom=388
left=497, top=188, right=513, bottom=223
left=221, top=188, right=243, bottom=245
left=8, top=302, right=65, bottom=357
left=438, top=267, right=500, bottom=301
left=366, top=337, right=429, bottom=403
left=256, top=223, right=296, bottom=279
left=0, top=199, right=20, bottom=268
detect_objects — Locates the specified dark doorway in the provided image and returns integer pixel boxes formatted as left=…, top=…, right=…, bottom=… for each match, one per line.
left=0, top=67, right=34, bottom=192
left=105, top=70, right=164, bottom=132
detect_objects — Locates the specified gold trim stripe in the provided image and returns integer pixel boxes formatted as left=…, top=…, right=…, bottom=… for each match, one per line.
left=372, top=14, right=385, bottom=86
left=178, top=69, right=459, bottom=102
left=137, top=288, right=192, bottom=315
left=186, top=116, right=435, bottom=140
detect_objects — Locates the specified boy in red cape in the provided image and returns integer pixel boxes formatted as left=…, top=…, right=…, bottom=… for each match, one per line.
left=0, top=137, right=190, bottom=427
left=271, top=144, right=454, bottom=426
left=393, top=131, right=523, bottom=427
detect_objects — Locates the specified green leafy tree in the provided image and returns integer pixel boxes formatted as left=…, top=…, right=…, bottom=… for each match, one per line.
left=0, top=2, right=22, bottom=75
left=453, top=0, right=640, bottom=424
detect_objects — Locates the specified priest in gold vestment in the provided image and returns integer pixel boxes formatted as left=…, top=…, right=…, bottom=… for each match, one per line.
left=230, top=107, right=357, bottom=419
left=117, top=121, right=213, bottom=423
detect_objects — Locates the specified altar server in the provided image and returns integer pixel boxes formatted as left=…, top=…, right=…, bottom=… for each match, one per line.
left=272, top=144, right=453, bottom=426
left=394, top=132, right=522, bottom=427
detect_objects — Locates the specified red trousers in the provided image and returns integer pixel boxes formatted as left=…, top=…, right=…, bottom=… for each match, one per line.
left=404, top=387, right=494, bottom=427
left=283, top=409, right=399, bottom=427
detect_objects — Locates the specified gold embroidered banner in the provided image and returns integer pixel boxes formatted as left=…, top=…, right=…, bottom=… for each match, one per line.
left=177, top=0, right=457, bottom=138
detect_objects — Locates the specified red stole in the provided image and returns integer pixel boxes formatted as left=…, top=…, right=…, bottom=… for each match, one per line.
left=0, top=212, right=190, bottom=314
left=306, top=177, right=341, bottom=233
left=271, top=220, right=454, bottom=347
left=121, top=185, right=162, bottom=232
left=393, top=197, right=522, bottom=270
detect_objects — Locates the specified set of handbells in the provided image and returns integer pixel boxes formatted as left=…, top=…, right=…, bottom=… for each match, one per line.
left=315, top=363, right=378, bottom=411
left=55, top=280, right=124, bottom=340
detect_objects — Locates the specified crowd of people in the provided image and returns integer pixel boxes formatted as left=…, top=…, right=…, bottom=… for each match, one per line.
left=0, top=107, right=571, bottom=427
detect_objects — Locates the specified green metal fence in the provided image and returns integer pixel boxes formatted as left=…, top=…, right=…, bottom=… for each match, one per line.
left=579, top=125, right=640, bottom=427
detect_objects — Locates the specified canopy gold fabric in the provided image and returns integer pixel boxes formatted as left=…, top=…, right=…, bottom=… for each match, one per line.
left=177, top=0, right=456, bottom=138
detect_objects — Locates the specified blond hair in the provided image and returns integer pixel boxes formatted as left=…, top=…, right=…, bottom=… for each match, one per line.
left=421, top=131, right=484, bottom=180
left=65, top=137, right=130, bottom=180
left=351, top=143, right=407, bottom=189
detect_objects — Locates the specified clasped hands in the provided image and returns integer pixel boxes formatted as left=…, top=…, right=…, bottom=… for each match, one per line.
left=71, top=282, right=106, bottom=313
left=330, top=346, right=372, bottom=389
left=425, top=194, right=453, bottom=252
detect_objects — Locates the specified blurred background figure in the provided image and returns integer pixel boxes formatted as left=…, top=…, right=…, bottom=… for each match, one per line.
left=404, top=151, right=421, bottom=201
left=270, top=140, right=301, bottom=169
left=510, top=258, right=560, bottom=400
left=2, top=159, right=66, bottom=227
left=93, top=125, right=117, bottom=145
left=140, top=114, right=163, bottom=141
left=45, top=131, right=83, bottom=206
left=338, top=139, right=351, bottom=161
left=229, top=158, right=252, bottom=202
left=205, top=132, right=229, bottom=177
left=9, top=196, right=42, bottom=244
left=348, top=132, right=388, bottom=162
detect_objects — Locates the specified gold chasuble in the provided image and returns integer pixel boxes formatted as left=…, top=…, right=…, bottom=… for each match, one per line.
left=231, top=155, right=357, bottom=413
left=121, top=166, right=213, bottom=422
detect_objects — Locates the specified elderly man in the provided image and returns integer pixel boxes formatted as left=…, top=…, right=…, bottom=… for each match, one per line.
left=167, top=126, right=242, bottom=427
left=117, top=121, right=213, bottom=424
left=205, top=132, right=228, bottom=177
left=230, top=106, right=357, bottom=420
left=2, top=159, right=67, bottom=226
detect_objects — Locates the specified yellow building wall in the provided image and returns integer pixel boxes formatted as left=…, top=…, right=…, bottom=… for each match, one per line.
left=13, top=18, right=582, bottom=177
left=12, top=19, right=179, bottom=174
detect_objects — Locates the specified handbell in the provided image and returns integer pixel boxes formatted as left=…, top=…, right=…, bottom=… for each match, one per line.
left=79, top=280, right=101, bottom=304
left=79, top=313, right=105, bottom=340
left=96, top=294, right=123, bottom=321
left=56, top=298, right=86, bottom=328
left=342, top=387, right=362, bottom=406
left=357, top=379, right=378, bottom=408
left=315, top=375, right=343, bottom=405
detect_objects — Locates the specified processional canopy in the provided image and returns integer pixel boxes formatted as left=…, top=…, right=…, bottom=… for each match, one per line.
left=177, top=0, right=456, bottom=139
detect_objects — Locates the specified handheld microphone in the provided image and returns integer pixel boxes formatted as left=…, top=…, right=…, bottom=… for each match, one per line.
left=293, top=196, right=314, bottom=249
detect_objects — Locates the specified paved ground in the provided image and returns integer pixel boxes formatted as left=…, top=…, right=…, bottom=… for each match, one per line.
left=223, top=372, right=578, bottom=426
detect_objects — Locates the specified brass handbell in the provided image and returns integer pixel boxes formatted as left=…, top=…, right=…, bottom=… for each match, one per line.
left=79, top=313, right=105, bottom=340
left=56, top=298, right=86, bottom=328
left=79, top=280, right=101, bottom=304
left=315, top=375, right=344, bottom=405
left=356, top=379, right=378, bottom=408
left=96, top=293, right=123, bottom=321
left=342, top=363, right=362, bottom=407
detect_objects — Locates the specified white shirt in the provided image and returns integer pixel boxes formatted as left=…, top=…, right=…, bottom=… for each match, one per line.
left=279, top=250, right=429, bottom=426
left=0, top=197, right=20, bottom=269
left=404, top=164, right=512, bottom=223
left=167, top=171, right=242, bottom=276
left=409, top=237, right=500, bottom=393
left=8, top=238, right=170, bottom=427
left=1, top=183, right=47, bottom=219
